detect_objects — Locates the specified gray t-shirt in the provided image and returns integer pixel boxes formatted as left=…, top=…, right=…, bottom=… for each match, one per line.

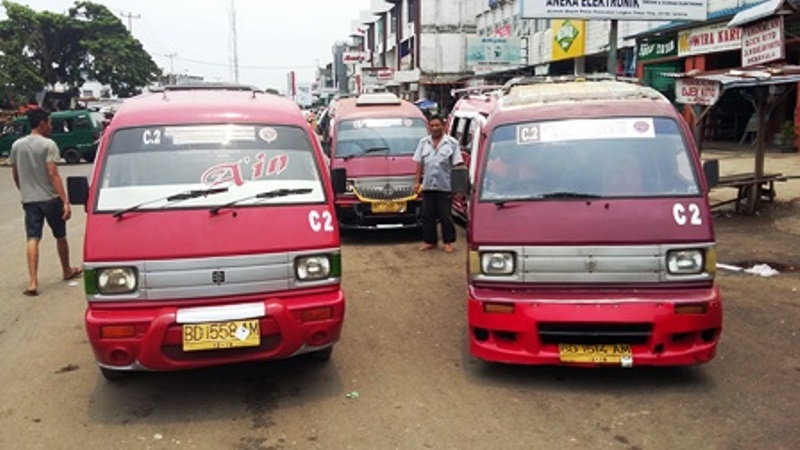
left=8, top=134, right=61, bottom=204
left=412, top=135, right=463, bottom=192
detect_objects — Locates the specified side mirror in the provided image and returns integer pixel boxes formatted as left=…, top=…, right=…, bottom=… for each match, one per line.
left=67, top=176, right=89, bottom=205
left=703, top=159, right=719, bottom=190
left=452, top=167, right=471, bottom=195
left=331, top=168, right=347, bottom=194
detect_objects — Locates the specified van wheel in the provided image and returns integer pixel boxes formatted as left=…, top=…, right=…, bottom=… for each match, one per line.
left=63, top=148, right=81, bottom=164
left=100, top=367, right=129, bottom=381
left=84, top=151, right=96, bottom=163
left=307, top=346, right=333, bottom=362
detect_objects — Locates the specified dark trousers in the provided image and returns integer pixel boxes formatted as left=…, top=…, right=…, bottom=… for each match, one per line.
left=422, top=191, right=455, bottom=245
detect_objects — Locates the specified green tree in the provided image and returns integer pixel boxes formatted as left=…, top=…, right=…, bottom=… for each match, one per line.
left=0, top=0, right=159, bottom=107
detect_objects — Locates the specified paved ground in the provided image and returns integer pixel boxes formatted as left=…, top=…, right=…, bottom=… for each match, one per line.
left=0, top=155, right=798, bottom=450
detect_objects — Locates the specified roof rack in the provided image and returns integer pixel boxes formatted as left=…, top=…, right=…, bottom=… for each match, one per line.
left=356, top=92, right=402, bottom=106
left=502, top=74, right=641, bottom=94
left=150, top=84, right=265, bottom=94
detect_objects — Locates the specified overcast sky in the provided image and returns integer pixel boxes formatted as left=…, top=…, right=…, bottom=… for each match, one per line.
left=6, top=0, right=372, bottom=91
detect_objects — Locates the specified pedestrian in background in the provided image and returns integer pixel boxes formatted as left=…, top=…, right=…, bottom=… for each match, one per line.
left=413, top=114, right=463, bottom=253
left=9, top=108, right=82, bottom=296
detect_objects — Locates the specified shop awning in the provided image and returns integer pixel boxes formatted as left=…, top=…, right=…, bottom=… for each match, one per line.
left=624, top=2, right=768, bottom=39
left=662, top=65, right=800, bottom=88
left=728, top=0, right=797, bottom=28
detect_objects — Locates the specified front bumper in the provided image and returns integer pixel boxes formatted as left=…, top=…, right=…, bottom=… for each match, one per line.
left=86, top=289, right=345, bottom=371
left=335, top=198, right=422, bottom=229
left=468, top=285, right=722, bottom=367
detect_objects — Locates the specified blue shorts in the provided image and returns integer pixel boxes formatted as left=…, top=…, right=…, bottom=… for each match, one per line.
left=23, top=198, right=66, bottom=240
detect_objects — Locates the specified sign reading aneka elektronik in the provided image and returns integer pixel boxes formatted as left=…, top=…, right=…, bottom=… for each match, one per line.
left=521, top=0, right=708, bottom=22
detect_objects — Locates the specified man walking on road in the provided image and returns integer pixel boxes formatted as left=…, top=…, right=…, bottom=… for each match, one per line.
left=413, top=114, right=464, bottom=253
left=9, top=108, right=82, bottom=296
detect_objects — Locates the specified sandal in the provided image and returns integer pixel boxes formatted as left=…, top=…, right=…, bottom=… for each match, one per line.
left=63, top=267, right=83, bottom=281
left=23, top=289, right=39, bottom=297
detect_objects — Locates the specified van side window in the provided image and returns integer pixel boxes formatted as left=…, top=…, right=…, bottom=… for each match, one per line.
left=449, top=117, right=461, bottom=139
left=75, top=116, right=90, bottom=130
left=51, top=119, right=74, bottom=134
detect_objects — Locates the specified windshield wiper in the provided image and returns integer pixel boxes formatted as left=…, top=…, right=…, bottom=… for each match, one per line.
left=540, top=191, right=602, bottom=199
left=209, top=188, right=313, bottom=215
left=113, top=187, right=229, bottom=219
left=343, top=146, right=390, bottom=161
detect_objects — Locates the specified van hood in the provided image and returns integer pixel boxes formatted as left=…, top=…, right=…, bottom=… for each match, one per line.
left=471, top=198, right=714, bottom=246
left=332, top=155, right=416, bottom=178
left=84, top=206, right=339, bottom=262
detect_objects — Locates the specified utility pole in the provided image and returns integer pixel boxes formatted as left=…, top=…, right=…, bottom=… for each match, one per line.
left=229, top=0, right=240, bottom=84
left=165, top=53, right=178, bottom=85
left=119, top=11, right=141, bottom=33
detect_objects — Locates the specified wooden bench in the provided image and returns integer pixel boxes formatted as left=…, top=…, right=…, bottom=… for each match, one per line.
left=711, top=172, right=788, bottom=211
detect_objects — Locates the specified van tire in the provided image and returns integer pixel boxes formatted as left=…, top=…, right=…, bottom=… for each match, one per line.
left=100, top=367, right=129, bottom=381
left=63, top=148, right=81, bottom=164
left=84, top=151, right=96, bottom=163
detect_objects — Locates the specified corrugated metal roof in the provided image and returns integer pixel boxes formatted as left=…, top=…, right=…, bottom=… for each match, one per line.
left=728, top=0, right=794, bottom=27
left=662, top=65, right=800, bottom=88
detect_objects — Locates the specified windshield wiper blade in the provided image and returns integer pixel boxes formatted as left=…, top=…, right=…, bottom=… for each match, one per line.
left=343, top=146, right=390, bottom=161
left=113, top=187, right=229, bottom=219
left=540, top=192, right=602, bottom=199
left=210, top=188, right=313, bottom=215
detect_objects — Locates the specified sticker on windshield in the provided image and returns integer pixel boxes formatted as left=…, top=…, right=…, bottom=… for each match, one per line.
left=403, top=119, right=413, bottom=127
left=200, top=152, right=289, bottom=187
left=516, top=124, right=540, bottom=145
left=259, top=127, right=278, bottom=143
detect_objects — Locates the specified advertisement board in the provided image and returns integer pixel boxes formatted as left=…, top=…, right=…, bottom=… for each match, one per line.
left=520, top=0, right=708, bottom=21
left=678, top=23, right=741, bottom=57
left=552, top=19, right=586, bottom=61
left=467, top=36, right=522, bottom=74
left=742, top=16, right=784, bottom=67
left=675, top=78, right=721, bottom=106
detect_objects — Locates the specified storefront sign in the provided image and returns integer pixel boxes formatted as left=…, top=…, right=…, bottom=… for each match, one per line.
left=343, top=52, right=368, bottom=64
left=467, top=37, right=522, bottom=72
left=742, top=16, right=785, bottom=67
left=675, top=78, right=721, bottom=105
left=520, top=0, right=708, bottom=21
left=552, top=19, right=586, bottom=61
left=678, top=23, right=741, bottom=57
left=637, top=37, right=677, bottom=61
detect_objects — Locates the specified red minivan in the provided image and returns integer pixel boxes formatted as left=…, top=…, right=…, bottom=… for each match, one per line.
left=327, top=93, right=429, bottom=229
left=457, top=77, right=722, bottom=367
left=68, top=85, right=345, bottom=380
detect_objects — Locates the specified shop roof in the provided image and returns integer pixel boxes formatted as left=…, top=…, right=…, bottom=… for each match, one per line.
left=728, top=0, right=798, bottom=27
left=662, top=65, right=800, bottom=88
left=625, top=1, right=770, bottom=40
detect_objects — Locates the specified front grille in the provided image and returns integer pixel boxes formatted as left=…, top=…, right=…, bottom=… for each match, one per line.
left=353, top=177, right=416, bottom=201
left=538, top=323, right=652, bottom=345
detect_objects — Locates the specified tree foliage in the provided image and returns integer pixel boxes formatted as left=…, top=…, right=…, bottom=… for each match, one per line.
left=0, top=0, right=160, bottom=107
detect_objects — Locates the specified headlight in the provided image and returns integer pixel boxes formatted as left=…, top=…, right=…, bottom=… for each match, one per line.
left=97, top=267, right=138, bottom=295
left=295, top=255, right=332, bottom=281
left=667, top=250, right=704, bottom=275
left=480, top=252, right=516, bottom=276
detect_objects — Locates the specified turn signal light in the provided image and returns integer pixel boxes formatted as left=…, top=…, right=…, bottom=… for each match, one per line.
left=675, top=303, right=709, bottom=315
left=100, top=325, right=136, bottom=339
left=301, top=307, right=334, bottom=322
left=483, top=303, right=514, bottom=314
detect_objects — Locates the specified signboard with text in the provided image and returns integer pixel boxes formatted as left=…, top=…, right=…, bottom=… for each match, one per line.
left=742, top=16, right=785, bottom=67
left=678, top=23, right=741, bottom=57
left=467, top=36, right=522, bottom=74
left=675, top=78, right=721, bottom=106
left=520, top=0, right=708, bottom=21
left=552, top=19, right=586, bottom=61
left=637, top=36, right=677, bottom=61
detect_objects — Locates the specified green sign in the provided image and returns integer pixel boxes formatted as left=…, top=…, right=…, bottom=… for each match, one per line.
left=637, top=37, right=678, bottom=61
left=556, top=20, right=580, bottom=53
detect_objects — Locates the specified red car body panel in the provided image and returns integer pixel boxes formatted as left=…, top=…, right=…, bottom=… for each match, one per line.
left=466, top=87, right=722, bottom=367
left=81, top=90, right=345, bottom=372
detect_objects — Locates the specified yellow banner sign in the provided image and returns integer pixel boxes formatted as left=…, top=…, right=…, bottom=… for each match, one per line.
left=552, top=19, right=586, bottom=61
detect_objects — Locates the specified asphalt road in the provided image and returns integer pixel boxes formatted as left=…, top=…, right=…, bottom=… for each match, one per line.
left=0, top=163, right=798, bottom=450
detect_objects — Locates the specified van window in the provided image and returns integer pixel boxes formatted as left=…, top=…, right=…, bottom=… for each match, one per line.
left=334, top=118, right=427, bottom=158
left=75, top=115, right=90, bottom=130
left=480, top=117, right=701, bottom=201
left=51, top=118, right=74, bottom=134
left=96, top=124, right=325, bottom=212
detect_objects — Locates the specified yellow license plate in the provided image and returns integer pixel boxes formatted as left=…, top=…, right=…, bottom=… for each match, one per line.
left=182, top=319, right=260, bottom=352
left=558, top=344, right=632, bottom=364
left=371, top=201, right=406, bottom=214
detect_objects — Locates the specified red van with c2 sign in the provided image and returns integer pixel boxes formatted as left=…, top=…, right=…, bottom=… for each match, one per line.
left=457, top=78, right=722, bottom=367
left=68, top=85, right=345, bottom=380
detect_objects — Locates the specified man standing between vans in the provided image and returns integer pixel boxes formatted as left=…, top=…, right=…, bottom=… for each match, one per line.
left=413, top=115, right=463, bottom=253
left=9, top=108, right=81, bottom=296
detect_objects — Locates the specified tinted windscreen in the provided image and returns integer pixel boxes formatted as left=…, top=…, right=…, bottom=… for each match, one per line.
left=334, top=118, right=427, bottom=158
left=480, top=117, right=701, bottom=201
left=96, top=124, right=325, bottom=211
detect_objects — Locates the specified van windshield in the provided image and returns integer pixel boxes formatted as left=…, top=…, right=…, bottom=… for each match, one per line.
left=479, top=117, right=701, bottom=201
left=96, top=124, right=325, bottom=212
left=334, top=118, right=427, bottom=158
